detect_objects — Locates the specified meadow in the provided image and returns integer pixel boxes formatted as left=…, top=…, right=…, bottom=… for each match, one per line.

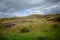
left=0, top=14, right=60, bottom=40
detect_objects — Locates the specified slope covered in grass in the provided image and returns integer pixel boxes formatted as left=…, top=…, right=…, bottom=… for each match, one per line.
left=0, top=14, right=60, bottom=40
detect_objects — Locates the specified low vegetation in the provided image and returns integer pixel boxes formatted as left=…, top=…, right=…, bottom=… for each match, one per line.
left=20, top=27, right=30, bottom=33
left=0, top=14, right=60, bottom=40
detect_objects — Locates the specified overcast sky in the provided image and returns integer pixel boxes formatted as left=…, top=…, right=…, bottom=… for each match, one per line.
left=0, top=0, right=60, bottom=18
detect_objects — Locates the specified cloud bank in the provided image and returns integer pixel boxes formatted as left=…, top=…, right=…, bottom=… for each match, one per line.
left=0, top=0, right=60, bottom=18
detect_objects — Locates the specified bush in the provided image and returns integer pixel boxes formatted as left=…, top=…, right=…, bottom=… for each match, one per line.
left=52, top=24, right=58, bottom=28
left=35, top=36, right=55, bottom=40
left=47, top=17, right=60, bottom=22
left=20, top=27, right=30, bottom=33
left=35, top=36, right=47, bottom=40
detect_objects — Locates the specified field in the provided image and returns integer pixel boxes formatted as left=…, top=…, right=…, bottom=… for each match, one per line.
left=0, top=14, right=60, bottom=40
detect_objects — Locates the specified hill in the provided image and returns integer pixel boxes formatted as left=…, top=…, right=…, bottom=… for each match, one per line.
left=0, top=14, right=60, bottom=40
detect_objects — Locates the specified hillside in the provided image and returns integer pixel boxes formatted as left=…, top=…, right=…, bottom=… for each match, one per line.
left=0, top=14, right=60, bottom=40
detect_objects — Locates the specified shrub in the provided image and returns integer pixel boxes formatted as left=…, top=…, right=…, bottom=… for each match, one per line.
left=35, top=36, right=47, bottom=40
left=20, top=27, right=30, bottom=33
left=47, top=17, right=60, bottom=22
left=35, top=36, right=55, bottom=40
left=52, top=24, right=58, bottom=28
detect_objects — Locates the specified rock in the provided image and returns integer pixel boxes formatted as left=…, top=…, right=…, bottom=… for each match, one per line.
left=0, top=23, right=15, bottom=28
left=4, top=23, right=15, bottom=28
left=0, top=26, right=3, bottom=28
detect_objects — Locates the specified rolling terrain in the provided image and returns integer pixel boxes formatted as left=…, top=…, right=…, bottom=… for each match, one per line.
left=0, top=14, right=60, bottom=40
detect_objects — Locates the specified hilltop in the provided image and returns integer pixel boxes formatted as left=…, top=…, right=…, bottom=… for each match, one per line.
left=0, top=14, right=60, bottom=23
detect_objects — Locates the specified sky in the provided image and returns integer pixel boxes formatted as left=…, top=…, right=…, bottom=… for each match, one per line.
left=0, top=0, right=60, bottom=18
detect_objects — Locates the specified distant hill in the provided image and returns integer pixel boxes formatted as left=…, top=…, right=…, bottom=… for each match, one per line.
left=0, top=14, right=60, bottom=22
left=0, top=14, right=60, bottom=40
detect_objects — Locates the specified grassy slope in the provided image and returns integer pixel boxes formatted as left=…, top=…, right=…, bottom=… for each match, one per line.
left=0, top=14, right=60, bottom=40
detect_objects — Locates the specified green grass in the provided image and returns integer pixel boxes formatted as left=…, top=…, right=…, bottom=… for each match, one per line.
left=0, top=23, right=60, bottom=40
left=0, top=14, right=60, bottom=40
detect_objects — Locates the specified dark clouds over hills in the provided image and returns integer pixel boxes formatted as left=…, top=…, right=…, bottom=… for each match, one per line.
left=0, top=0, right=60, bottom=18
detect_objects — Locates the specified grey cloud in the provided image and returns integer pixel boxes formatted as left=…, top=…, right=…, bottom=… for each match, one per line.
left=49, top=0, right=60, bottom=3
left=0, top=0, right=60, bottom=18
left=41, top=5, right=60, bottom=14
left=0, top=0, right=54, bottom=12
left=0, top=0, right=60, bottom=13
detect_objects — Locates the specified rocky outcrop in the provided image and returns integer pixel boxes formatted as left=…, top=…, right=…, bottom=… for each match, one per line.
left=0, top=23, right=15, bottom=28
